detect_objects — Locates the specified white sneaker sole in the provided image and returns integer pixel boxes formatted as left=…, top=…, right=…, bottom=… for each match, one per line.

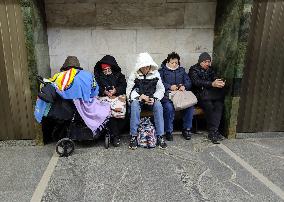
left=129, top=146, right=137, bottom=150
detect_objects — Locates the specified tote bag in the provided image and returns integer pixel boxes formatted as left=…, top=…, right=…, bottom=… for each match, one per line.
left=170, top=91, right=197, bottom=111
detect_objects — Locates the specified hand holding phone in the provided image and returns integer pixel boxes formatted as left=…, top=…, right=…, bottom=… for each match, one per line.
left=212, top=79, right=225, bottom=88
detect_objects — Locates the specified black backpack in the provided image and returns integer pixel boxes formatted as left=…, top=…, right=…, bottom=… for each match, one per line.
left=134, top=77, right=159, bottom=98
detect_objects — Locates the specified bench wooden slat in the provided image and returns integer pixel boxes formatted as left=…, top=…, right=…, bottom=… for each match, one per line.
left=140, top=106, right=204, bottom=117
left=194, top=106, right=204, bottom=116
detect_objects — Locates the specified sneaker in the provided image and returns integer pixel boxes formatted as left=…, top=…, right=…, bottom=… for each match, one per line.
left=165, top=132, right=173, bottom=141
left=216, top=131, right=225, bottom=141
left=182, top=129, right=192, bottom=140
left=208, top=134, right=220, bottom=144
left=157, top=136, right=167, bottom=149
left=113, top=137, right=121, bottom=147
left=129, top=136, right=137, bottom=150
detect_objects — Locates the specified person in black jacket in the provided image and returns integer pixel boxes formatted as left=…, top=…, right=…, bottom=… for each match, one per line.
left=188, top=52, right=225, bottom=144
left=94, top=55, right=127, bottom=146
left=159, top=52, right=194, bottom=141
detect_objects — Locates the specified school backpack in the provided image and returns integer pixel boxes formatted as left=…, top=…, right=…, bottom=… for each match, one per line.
left=137, top=117, right=156, bottom=148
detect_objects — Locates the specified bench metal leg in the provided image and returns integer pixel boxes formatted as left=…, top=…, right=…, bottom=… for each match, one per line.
left=195, top=118, right=198, bottom=133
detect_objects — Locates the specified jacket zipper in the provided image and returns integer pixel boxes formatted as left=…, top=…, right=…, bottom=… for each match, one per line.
left=174, top=70, right=176, bottom=84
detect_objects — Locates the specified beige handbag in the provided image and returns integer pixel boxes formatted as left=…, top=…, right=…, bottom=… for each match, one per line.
left=169, top=91, right=197, bottom=111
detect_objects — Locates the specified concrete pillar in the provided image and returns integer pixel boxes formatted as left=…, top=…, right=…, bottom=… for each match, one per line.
left=21, top=0, right=50, bottom=144
left=212, top=0, right=253, bottom=138
left=21, top=0, right=50, bottom=102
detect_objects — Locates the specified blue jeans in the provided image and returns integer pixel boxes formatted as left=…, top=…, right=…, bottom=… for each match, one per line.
left=162, top=100, right=194, bottom=133
left=130, top=100, right=164, bottom=137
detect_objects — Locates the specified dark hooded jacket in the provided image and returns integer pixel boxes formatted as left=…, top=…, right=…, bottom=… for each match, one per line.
left=158, top=62, right=191, bottom=99
left=94, top=55, right=127, bottom=96
left=188, top=63, right=218, bottom=99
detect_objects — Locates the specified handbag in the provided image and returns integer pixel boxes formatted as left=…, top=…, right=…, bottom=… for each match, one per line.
left=169, top=91, right=197, bottom=111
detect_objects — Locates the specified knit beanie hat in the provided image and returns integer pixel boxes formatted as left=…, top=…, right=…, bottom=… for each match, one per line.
left=198, top=52, right=211, bottom=63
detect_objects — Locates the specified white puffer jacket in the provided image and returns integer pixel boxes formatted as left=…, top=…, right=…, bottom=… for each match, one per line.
left=126, top=53, right=165, bottom=101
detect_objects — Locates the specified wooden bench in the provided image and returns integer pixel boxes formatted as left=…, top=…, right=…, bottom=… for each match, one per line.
left=140, top=106, right=204, bottom=117
left=192, top=106, right=205, bottom=133
left=140, top=106, right=204, bottom=133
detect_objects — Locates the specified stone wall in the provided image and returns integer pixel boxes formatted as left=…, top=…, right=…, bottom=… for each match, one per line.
left=44, top=0, right=217, bottom=76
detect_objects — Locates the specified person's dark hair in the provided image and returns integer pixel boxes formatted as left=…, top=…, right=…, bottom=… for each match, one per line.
left=162, top=52, right=180, bottom=65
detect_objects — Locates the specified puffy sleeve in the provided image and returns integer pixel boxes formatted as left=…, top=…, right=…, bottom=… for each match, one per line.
left=126, top=72, right=140, bottom=101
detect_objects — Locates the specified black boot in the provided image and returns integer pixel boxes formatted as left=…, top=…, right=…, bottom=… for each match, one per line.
left=165, top=132, right=173, bottom=141
left=182, top=129, right=193, bottom=140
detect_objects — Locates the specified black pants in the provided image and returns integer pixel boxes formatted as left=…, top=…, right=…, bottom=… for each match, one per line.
left=199, top=99, right=224, bottom=133
left=108, top=117, right=125, bottom=138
